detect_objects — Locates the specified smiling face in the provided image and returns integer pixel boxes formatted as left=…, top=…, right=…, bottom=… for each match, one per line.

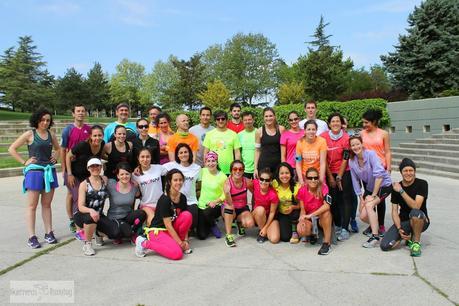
left=288, top=113, right=300, bottom=129
left=138, top=149, right=151, bottom=168
left=148, top=108, right=160, bottom=123
left=87, top=164, right=102, bottom=175
left=278, top=166, right=291, bottom=185
left=158, top=117, right=170, bottom=132
left=116, top=106, right=130, bottom=123
left=137, top=119, right=149, bottom=136
left=205, top=157, right=217, bottom=170
left=176, top=115, right=189, bottom=131
left=200, top=109, right=211, bottom=126
left=215, top=115, right=227, bottom=129
left=306, top=169, right=319, bottom=188
left=259, top=172, right=272, bottom=191
left=242, top=114, right=254, bottom=130
left=304, top=123, right=317, bottom=141
left=231, top=107, right=241, bottom=120
left=38, top=114, right=52, bottom=130
left=177, top=146, right=190, bottom=164
left=117, top=168, right=131, bottom=184
left=114, top=127, right=127, bottom=143
left=362, top=118, right=376, bottom=131
left=401, top=166, right=416, bottom=184
left=263, top=110, right=275, bottom=125
left=305, top=103, right=317, bottom=119
left=73, top=106, right=86, bottom=122
left=329, top=115, right=343, bottom=133
left=90, top=128, right=103, bottom=146
left=350, top=137, right=363, bottom=155
left=170, top=173, right=184, bottom=192
left=231, top=162, right=244, bottom=179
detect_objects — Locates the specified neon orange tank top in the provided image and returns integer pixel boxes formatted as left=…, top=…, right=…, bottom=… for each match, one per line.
left=361, top=128, right=387, bottom=168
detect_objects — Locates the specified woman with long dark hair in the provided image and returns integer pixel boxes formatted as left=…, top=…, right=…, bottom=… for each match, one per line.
left=103, top=125, right=133, bottom=179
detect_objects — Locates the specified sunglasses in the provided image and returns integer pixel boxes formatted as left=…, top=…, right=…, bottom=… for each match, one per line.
left=215, top=117, right=226, bottom=122
left=288, top=117, right=299, bottom=122
left=232, top=167, right=244, bottom=172
left=259, top=177, right=271, bottom=183
left=307, top=176, right=319, bottom=181
left=137, top=124, right=149, bottom=129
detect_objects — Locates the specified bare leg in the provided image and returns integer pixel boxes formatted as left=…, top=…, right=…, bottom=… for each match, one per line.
left=410, top=217, right=425, bottom=242
left=364, top=196, right=380, bottom=235
left=267, top=220, right=280, bottom=243
left=319, top=210, right=333, bottom=244
left=238, top=211, right=254, bottom=229
left=297, top=219, right=312, bottom=237
left=40, top=189, right=55, bottom=234
left=26, top=191, right=40, bottom=237
left=84, top=223, right=97, bottom=241
left=66, top=191, right=73, bottom=219
left=252, top=207, right=267, bottom=230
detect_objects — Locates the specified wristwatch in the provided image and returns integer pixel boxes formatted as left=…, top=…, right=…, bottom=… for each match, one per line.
left=399, top=188, right=405, bottom=195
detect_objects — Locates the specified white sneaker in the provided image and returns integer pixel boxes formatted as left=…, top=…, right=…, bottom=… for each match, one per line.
left=337, top=229, right=350, bottom=241
left=94, top=236, right=104, bottom=246
left=83, top=242, right=95, bottom=256
left=362, top=236, right=380, bottom=248
left=135, top=236, right=147, bottom=258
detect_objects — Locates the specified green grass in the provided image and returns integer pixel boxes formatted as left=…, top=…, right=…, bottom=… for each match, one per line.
left=0, top=157, right=23, bottom=168
left=0, top=109, right=113, bottom=123
left=0, top=146, right=26, bottom=153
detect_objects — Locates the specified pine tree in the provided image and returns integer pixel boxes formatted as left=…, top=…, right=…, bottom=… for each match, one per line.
left=381, top=0, right=459, bottom=98
left=86, top=62, right=110, bottom=115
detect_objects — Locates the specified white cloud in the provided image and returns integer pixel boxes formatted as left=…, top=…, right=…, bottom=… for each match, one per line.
left=40, top=1, right=80, bottom=15
left=115, top=0, right=154, bottom=27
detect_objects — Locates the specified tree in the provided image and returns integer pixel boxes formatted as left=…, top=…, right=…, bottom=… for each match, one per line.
left=170, top=54, right=206, bottom=110
left=218, top=33, right=279, bottom=105
left=86, top=62, right=110, bottom=115
left=0, top=36, right=54, bottom=111
left=197, top=80, right=232, bottom=110
left=295, top=17, right=353, bottom=101
left=55, top=68, right=88, bottom=112
left=110, top=59, right=145, bottom=113
left=141, top=56, right=180, bottom=109
left=277, top=81, right=307, bottom=105
left=381, top=0, right=459, bottom=98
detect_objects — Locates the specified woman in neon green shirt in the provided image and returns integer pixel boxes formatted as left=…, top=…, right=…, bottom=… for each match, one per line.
left=197, top=151, right=227, bottom=240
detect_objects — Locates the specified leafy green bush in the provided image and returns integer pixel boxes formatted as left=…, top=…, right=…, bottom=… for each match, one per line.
left=168, top=98, right=389, bottom=129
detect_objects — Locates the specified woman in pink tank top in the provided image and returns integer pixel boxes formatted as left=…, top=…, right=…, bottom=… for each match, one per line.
left=222, top=160, right=254, bottom=247
left=360, top=108, right=392, bottom=235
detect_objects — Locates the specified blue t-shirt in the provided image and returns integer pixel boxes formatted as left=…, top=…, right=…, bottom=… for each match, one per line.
left=103, top=121, right=138, bottom=143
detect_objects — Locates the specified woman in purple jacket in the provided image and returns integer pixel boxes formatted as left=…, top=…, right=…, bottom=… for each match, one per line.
left=348, top=135, right=392, bottom=249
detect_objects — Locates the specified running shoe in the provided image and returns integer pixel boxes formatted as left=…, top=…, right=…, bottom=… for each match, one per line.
left=94, top=235, right=104, bottom=246
left=410, top=242, right=422, bottom=257
left=300, top=236, right=308, bottom=243
left=83, top=241, right=95, bottom=256
left=112, top=239, right=123, bottom=245
left=210, top=224, right=222, bottom=239
left=75, top=229, right=86, bottom=241
left=406, top=239, right=413, bottom=248
left=44, top=231, right=57, bottom=244
left=350, top=219, right=359, bottom=233
left=362, top=236, right=380, bottom=248
left=135, top=236, right=147, bottom=257
left=362, top=226, right=372, bottom=237
left=231, top=222, right=237, bottom=229
left=379, top=225, right=386, bottom=237
left=225, top=234, right=236, bottom=247
left=256, top=234, right=267, bottom=243
left=184, top=248, right=193, bottom=254
left=27, top=236, right=41, bottom=249
left=309, top=235, right=318, bottom=245
left=337, top=229, right=350, bottom=241
left=318, top=243, right=331, bottom=255
left=335, top=226, right=342, bottom=236
left=290, top=232, right=300, bottom=244
left=69, top=219, right=76, bottom=233
left=130, top=233, right=138, bottom=246
left=237, top=222, right=246, bottom=236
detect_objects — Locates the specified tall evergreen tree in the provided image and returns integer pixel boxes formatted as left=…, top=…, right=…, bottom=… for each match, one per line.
left=307, top=15, right=332, bottom=50
left=86, top=62, right=110, bottom=115
left=55, top=68, right=88, bottom=112
left=381, top=0, right=459, bottom=98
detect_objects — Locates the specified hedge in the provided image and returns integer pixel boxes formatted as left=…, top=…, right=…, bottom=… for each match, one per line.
left=168, top=98, right=389, bottom=129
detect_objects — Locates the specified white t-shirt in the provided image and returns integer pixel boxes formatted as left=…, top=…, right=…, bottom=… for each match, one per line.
left=299, top=118, right=329, bottom=136
left=189, top=124, right=214, bottom=167
left=132, top=165, right=167, bottom=207
left=163, top=161, right=201, bottom=205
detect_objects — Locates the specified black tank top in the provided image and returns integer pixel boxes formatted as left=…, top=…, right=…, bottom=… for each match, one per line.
left=105, top=141, right=132, bottom=179
left=258, top=125, right=281, bottom=172
left=28, top=129, right=53, bottom=165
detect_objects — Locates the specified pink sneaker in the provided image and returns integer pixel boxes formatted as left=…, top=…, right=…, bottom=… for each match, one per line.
left=75, top=230, right=86, bottom=241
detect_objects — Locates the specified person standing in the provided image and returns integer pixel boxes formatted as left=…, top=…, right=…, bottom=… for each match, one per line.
left=203, top=111, right=241, bottom=176
left=9, top=108, right=60, bottom=248
left=167, top=114, right=199, bottom=162
left=103, top=102, right=138, bottom=143
left=238, top=111, right=256, bottom=179
left=103, top=125, right=133, bottom=180
left=299, top=100, right=328, bottom=135
left=189, top=107, right=214, bottom=167
left=132, top=118, right=160, bottom=166
left=60, top=104, right=91, bottom=233
left=381, top=158, right=429, bottom=257
left=280, top=111, right=304, bottom=172
left=227, top=103, right=244, bottom=133
left=155, top=112, right=174, bottom=164
left=147, top=105, right=162, bottom=137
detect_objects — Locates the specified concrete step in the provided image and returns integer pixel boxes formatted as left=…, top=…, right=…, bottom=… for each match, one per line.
left=399, top=142, right=459, bottom=151
left=392, top=152, right=459, bottom=165
left=452, top=128, right=459, bottom=134
left=415, top=138, right=459, bottom=145
left=431, top=133, right=459, bottom=139
left=392, top=147, right=459, bottom=158
left=391, top=156, right=459, bottom=174
left=0, top=135, right=62, bottom=143
left=392, top=158, right=459, bottom=180
left=0, top=127, right=65, bottom=135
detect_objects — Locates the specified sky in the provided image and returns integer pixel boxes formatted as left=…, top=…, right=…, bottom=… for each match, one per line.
left=0, top=0, right=423, bottom=78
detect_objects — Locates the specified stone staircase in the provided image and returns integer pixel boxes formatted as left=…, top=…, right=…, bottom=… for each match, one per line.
left=392, top=128, right=459, bottom=180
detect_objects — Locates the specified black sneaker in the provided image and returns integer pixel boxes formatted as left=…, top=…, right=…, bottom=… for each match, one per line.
left=44, top=231, right=57, bottom=244
left=28, top=235, right=41, bottom=249
left=225, top=234, right=236, bottom=247
left=256, top=234, right=267, bottom=243
left=237, top=222, right=246, bottom=236
left=362, top=226, right=372, bottom=237
left=318, top=243, right=331, bottom=255
left=309, top=235, right=318, bottom=245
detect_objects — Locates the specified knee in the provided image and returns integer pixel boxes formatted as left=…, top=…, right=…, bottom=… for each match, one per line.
left=409, top=209, right=426, bottom=222
left=170, top=249, right=184, bottom=261
left=380, top=238, right=396, bottom=252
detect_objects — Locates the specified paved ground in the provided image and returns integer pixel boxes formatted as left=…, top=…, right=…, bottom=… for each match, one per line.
left=0, top=172, right=458, bottom=305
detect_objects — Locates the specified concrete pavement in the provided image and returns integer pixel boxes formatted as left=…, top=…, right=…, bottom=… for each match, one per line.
left=0, top=172, right=458, bottom=305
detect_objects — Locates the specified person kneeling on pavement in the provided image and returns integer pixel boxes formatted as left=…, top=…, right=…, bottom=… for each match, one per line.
left=380, top=158, right=429, bottom=257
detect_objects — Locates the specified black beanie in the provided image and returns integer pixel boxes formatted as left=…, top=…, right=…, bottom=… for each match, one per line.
left=399, top=158, right=416, bottom=172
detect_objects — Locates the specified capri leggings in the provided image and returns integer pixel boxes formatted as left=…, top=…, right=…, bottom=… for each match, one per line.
left=142, top=211, right=192, bottom=260
left=278, top=209, right=300, bottom=242
left=197, top=206, right=221, bottom=240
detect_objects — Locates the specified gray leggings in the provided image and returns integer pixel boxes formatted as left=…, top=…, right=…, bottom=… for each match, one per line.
left=380, top=209, right=429, bottom=251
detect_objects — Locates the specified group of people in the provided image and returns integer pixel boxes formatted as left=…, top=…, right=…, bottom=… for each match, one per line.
left=8, top=100, right=430, bottom=260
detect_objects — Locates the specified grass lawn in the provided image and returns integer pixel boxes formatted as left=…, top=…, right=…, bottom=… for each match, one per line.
left=0, top=157, right=23, bottom=169
left=0, top=146, right=26, bottom=153
left=0, top=110, right=113, bottom=123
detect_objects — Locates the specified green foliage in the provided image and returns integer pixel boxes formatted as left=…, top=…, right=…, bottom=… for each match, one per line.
left=86, top=62, right=110, bottom=114
left=197, top=80, right=232, bottom=110
left=167, top=98, right=389, bottom=130
left=307, top=15, right=332, bottom=50
left=110, top=59, right=145, bottom=112
left=277, top=81, right=307, bottom=105
left=0, top=36, right=55, bottom=112
left=55, top=68, right=88, bottom=112
left=381, top=0, right=459, bottom=99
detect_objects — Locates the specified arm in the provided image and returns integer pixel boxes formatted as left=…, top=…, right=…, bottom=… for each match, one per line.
left=78, top=180, right=100, bottom=222
left=319, top=149, right=327, bottom=183
left=50, top=132, right=60, bottom=164
left=260, top=203, right=278, bottom=235
left=280, top=145, right=286, bottom=163
left=8, top=131, right=33, bottom=165
left=66, top=150, right=76, bottom=188
left=223, top=179, right=234, bottom=209
left=383, top=130, right=392, bottom=173
left=392, top=182, right=425, bottom=210
left=253, top=128, right=262, bottom=179
left=60, top=148, right=67, bottom=172
left=102, top=143, right=111, bottom=160
left=296, top=160, right=304, bottom=186
left=326, top=164, right=336, bottom=188
left=234, top=148, right=241, bottom=161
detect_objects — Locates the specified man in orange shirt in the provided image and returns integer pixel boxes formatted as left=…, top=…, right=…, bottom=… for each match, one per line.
left=167, top=114, right=199, bottom=162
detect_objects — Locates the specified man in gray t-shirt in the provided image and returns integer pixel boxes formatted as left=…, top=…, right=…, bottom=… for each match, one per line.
left=190, top=107, right=214, bottom=167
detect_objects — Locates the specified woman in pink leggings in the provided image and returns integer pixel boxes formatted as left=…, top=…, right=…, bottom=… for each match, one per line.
left=134, top=168, right=192, bottom=260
